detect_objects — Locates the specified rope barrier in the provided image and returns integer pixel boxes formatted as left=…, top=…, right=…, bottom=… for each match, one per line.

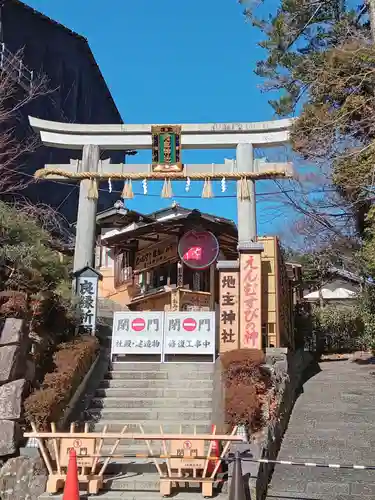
left=75, top=453, right=375, bottom=471
left=227, top=456, right=375, bottom=471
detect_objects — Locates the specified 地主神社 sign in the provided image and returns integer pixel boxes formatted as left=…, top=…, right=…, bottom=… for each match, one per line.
left=219, top=270, right=239, bottom=352
left=164, top=311, right=215, bottom=357
left=151, top=125, right=182, bottom=172
left=111, top=311, right=164, bottom=356
left=77, top=276, right=98, bottom=335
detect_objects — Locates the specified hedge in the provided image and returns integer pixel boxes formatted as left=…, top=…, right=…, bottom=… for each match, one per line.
left=222, top=349, right=271, bottom=433
left=24, top=335, right=99, bottom=430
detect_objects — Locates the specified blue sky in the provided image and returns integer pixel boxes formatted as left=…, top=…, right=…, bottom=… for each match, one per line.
left=24, top=0, right=294, bottom=237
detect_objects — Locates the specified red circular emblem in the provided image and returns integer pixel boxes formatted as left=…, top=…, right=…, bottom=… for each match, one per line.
left=182, top=318, right=197, bottom=332
left=183, top=441, right=192, bottom=449
left=178, top=231, right=219, bottom=270
left=131, top=318, right=145, bottom=332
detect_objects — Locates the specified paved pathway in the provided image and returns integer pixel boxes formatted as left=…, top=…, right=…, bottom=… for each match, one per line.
left=266, top=359, right=375, bottom=500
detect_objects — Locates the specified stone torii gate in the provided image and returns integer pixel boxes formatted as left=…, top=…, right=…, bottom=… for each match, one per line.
left=29, top=116, right=293, bottom=349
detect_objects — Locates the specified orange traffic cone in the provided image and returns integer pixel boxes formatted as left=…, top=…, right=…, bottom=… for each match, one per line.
left=63, top=449, right=80, bottom=500
left=208, top=425, right=222, bottom=475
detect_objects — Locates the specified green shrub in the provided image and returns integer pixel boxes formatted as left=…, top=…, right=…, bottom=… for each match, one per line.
left=356, top=285, right=375, bottom=352
left=312, top=304, right=363, bottom=354
left=24, top=335, right=99, bottom=430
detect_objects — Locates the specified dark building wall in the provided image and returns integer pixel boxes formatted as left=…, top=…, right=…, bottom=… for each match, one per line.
left=0, top=0, right=125, bottom=220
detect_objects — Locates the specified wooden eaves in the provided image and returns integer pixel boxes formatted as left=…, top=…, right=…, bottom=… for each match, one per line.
left=102, top=209, right=239, bottom=259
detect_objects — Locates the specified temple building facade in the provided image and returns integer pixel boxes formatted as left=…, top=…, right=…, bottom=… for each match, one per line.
left=94, top=202, right=302, bottom=349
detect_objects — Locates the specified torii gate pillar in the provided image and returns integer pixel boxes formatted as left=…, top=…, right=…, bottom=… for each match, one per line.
left=73, top=144, right=100, bottom=272
left=235, top=141, right=263, bottom=349
left=236, top=142, right=256, bottom=243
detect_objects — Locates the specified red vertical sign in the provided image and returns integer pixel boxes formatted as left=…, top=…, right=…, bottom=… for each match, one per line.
left=239, top=253, right=262, bottom=349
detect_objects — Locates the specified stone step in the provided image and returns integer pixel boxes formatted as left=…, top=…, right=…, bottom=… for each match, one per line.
left=90, top=421, right=212, bottom=433
left=86, top=408, right=212, bottom=421
left=102, top=474, right=215, bottom=493
left=99, top=378, right=213, bottom=389
left=39, top=466, right=223, bottom=496
left=96, top=387, right=213, bottom=398
left=39, top=487, right=221, bottom=500
left=90, top=397, right=212, bottom=409
left=98, top=440, right=169, bottom=450
left=102, top=473, right=160, bottom=492
left=111, top=362, right=214, bottom=372
left=99, top=457, right=167, bottom=475
left=107, top=371, right=213, bottom=380
left=99, top=442, right=211, bottom=453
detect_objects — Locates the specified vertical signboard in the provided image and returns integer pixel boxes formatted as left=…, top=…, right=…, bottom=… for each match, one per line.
left=164, top=311, right=215, bottom=359
left=77, top=276, right=98, bottom=335
left=111, top=311, right=164, bottom=358
left=239, top=252, right=262, bottom=349
left=219, top=269, right=239, bottom=352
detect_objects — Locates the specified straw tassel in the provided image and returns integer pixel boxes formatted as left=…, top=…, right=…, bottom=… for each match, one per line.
left=237, top=177, right=250, bottom=201
left=121, top=180, right=129, bottom=199
left=201, top=178, right=214, bottom=198
left=161, top=178, right=173, bottom=198
left=121, top=179, right=134, bottom=199
left=127, top=179, right=134, bottom=198
left=87, top=178, right=98, bottom=200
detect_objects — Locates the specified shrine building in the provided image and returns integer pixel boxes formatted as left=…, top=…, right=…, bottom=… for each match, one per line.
left=94, top=202, right=302, bottom=350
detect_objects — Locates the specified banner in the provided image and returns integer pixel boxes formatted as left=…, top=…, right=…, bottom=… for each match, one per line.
left=111, top=311, right=163, bottom=355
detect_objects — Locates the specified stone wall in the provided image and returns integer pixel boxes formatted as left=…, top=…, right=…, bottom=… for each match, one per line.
left=0, top=318, right=31, bottom=457
left=0, top=318, right=48, bottom=500
left=223, top=348, right=314, bottom=500
left=0, top=455, right=47, bottom=500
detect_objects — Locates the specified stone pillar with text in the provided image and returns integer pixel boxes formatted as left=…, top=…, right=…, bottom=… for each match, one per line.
left=238, top=242, right=263, bottom=350
left=217, top=260, right=240, bottom=353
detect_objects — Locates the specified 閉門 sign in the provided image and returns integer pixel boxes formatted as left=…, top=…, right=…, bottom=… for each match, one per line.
left=111, top=311, right=163, bottom=356
left=77, top=277, right=98, bottom=335
left=164, top=311, right=215, bottom=357
left=59, top=437, right=95, bottom=468
left=219, top=271, right=239, bottom=352
left=170, top=439, right=205, bottom=470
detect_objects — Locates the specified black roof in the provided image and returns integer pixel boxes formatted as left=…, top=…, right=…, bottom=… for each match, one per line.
left=7, top=0, right=123, bottom=123
left=95, top=206, right=154, bottom=228
left=149, top=204, right=237, bottom=227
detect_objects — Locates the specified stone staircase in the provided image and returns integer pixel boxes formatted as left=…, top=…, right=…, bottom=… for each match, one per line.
left=41, top=360, right=216, bottom=500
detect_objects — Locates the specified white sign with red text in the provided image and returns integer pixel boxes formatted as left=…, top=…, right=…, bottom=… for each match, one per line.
left=163, top=311, right=215, bottom=355
left=112, top=311, right=164, bottom=355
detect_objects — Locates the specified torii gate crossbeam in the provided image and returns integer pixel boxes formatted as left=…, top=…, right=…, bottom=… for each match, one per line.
left=29, top=117, right=294, bottom=273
